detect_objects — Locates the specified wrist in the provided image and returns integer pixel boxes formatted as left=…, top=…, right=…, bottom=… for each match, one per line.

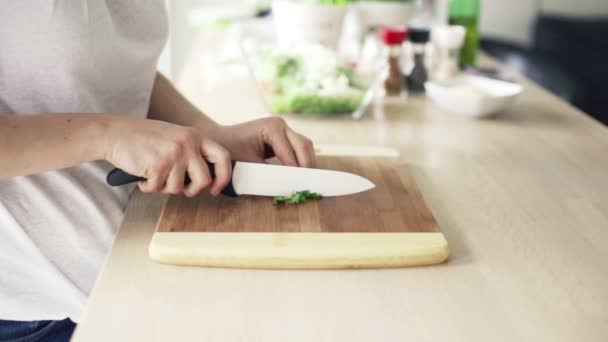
left=91, top=113, right=125, bottom=162
left=192, top=119, right=224, bottom=140
left=191, top=118, right=219, bottom=132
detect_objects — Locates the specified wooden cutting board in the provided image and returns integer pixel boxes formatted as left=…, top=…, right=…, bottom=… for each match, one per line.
left=149, top=155, right=449, bottom=269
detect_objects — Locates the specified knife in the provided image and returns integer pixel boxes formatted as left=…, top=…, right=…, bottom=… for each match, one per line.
left=106, top=161, right=375, bottom=198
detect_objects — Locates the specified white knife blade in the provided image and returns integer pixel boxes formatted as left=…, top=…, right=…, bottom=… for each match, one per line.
left=232, top=162, right=375, bottom=197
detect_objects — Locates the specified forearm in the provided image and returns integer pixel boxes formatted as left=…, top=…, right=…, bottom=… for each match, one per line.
left=148, top=72, right=217, bottom=131
left=0, top=113, right=113, bottom=179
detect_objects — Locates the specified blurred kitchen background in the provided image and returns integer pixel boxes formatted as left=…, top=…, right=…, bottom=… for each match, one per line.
left=159, top=0, right=608, bottom=124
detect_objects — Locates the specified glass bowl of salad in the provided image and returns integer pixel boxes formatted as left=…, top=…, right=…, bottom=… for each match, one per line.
left=239, top=21, right=382, bottom=119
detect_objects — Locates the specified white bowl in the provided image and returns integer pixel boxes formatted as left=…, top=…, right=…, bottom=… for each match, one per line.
left=424, top=75, right=523, bottom=118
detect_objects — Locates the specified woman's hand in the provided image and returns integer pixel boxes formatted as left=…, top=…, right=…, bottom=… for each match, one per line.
left=104, top=117, right=231, bottom=197
left=207, top=117, right=316, bottom=168
left=147, top=73, right=315, bottom=168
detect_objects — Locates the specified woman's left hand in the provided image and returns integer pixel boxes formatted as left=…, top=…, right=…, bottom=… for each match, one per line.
left=205, top=117, right=316, bottom=168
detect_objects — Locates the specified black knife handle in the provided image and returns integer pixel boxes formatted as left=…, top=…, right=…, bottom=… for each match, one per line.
left=106, top=160, right=237, bottom=197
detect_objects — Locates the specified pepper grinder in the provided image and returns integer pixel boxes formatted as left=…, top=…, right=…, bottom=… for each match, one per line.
left=407, top=27, right=430, bottom=93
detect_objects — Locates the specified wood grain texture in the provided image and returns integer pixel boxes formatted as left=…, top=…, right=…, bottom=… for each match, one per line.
left=151, top=157, right=447, bottom=268
left=156, top=157, right=440, bottom=233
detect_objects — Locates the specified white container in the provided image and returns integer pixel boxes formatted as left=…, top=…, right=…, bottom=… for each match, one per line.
left=424, top=75, right=523, bottom=118
left=272, top=1, right=347, bottom=49
left=431, top=25, right=466, bottom=82
left=355, top=1, right=414, bottom=30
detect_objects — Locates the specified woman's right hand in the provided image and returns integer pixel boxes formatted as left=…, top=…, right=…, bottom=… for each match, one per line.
left=103, top=117, right=232, bottom=197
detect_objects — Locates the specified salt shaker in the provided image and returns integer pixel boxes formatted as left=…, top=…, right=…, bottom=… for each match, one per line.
left=379, top=26, right=409, bottom=97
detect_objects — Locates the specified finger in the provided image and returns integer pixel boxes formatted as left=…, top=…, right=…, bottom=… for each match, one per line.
left=286, top=129, right=316, bottom=168
left=267, top=128, right=298, bottom=167
left=250, top=152, right=270, bottom=164
left=138, top=175, right=166, bottom=193
left=161, top=163, right=186, bottom=195
left=201, top=140, right=232, bottom=196
left=183, top=157, right=212, bottom=198
left=263, top=143, right=275, bottom=160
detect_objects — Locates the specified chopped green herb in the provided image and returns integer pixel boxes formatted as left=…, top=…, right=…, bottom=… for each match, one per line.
left=272, top=190, right=323, bottom=206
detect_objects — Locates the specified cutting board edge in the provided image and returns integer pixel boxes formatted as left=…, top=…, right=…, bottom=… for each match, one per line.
left=148, top=232, right=449, bottom=269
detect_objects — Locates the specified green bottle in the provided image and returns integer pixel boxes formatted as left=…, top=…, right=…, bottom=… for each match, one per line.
left=448, top=0, right=480, bottom=66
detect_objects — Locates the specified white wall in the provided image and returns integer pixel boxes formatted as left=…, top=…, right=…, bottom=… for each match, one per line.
left=542, top=0, right=608, bottom=16
left=480, top=0, right=608, bottom=46
left=479, top=0, right=540, bottom=46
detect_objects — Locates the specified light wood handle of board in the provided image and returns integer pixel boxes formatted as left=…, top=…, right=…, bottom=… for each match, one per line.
left=149, top=232, right=449, bottom=269
left=314, top=144, right=400, bottom=157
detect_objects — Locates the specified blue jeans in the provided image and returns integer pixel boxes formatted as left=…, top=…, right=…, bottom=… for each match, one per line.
left=0, top=319, right=75, bottom=342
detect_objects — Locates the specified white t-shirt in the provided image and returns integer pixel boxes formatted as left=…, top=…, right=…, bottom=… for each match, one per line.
left=0, top=1, right=168, bottom=322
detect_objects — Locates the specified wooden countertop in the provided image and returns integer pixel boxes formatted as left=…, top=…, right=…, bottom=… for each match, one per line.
left=73, top=26, right=608, bottom=341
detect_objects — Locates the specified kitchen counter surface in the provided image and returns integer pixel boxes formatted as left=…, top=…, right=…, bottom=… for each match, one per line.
left=73, top=27, right=608, bottom=341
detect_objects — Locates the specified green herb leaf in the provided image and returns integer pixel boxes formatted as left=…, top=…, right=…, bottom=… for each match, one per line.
left=272, top=190, right=323, bottom=206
